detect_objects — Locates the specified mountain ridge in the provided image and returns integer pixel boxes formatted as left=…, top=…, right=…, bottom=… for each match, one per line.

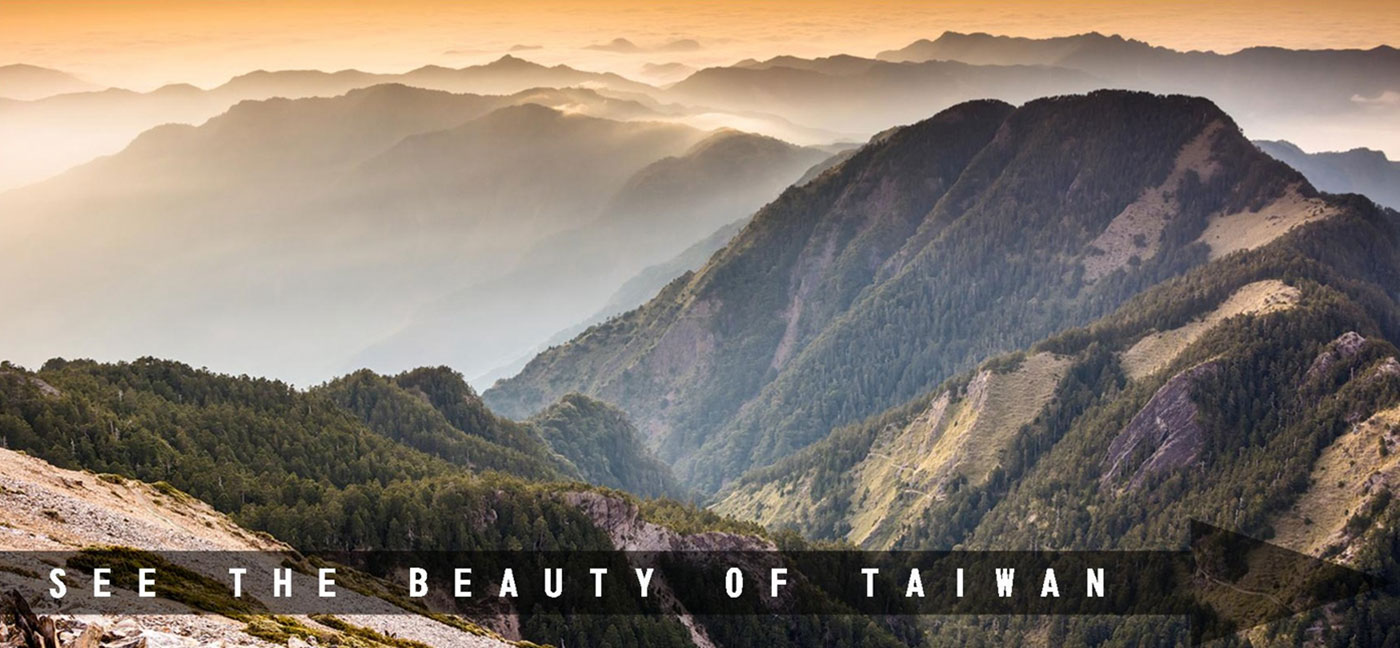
left=0, top=63, right=100, bottom=100
left=1255, top=139, right=1400, bottom=210
left=485, top=90, right=1331, bottom=493
left=0, top=94, right=718, bottom=384
left=0, top=55, right=657, bottom=191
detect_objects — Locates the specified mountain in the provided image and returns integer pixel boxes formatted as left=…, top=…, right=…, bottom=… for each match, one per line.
left=320, top=366, right=577, bottom=480
left=0, top=357, right=692, bottom=644
left=878, top=30, right=1201, bottom=66
left=587, top=38, right=645, bottom=53
left=711, top=177, right=1400, bottom=645
left=664, top=57, right=1099, bottom=135
left=0, top=63, right=99, bottom=100
left=486, top=89, right=1400, bottom=645
left=732, top=54, right=886, bottom=76
left=486, top=90, right=1344, bottom=493
left=351, top=129, right=827, bottom=381
left=0, top=92, right=710, bottom=385
left=876, top=31, right=1400, bottom=155
left=473, top=144, right=856, bottom=388
left=0, top=358, right=906, bottom=648
left=640, top=62, right=695, bottom=83
left=877, top=31, right=1400, bottom=99
left=476, top=216, right=751, bottom=387
left=1256, top=139, right=1400, bottom=210
left=322, top=367, right=685, bottom=497
left=0, top=55, right=656, bottom=191
left=530, top=393, right=685, bottom=498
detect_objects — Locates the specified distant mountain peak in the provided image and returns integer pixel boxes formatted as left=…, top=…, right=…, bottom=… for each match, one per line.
left=1, top=62, right=67, bottom=73
left=1255, top=139, right=1400, bottom=210
left=586, top=37, right=643, bottom=53
left=0, top=62, right=100, bottom=100
left=484, top=53, right=545, bottom=70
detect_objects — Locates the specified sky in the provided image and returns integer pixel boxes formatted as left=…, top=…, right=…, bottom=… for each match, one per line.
left=4, top=0, right=1398, bottom=91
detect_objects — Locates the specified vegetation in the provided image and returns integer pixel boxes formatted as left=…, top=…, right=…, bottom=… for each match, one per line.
left=487, top=91, right=1311, bottom=493
left=530, top=394, right=684, bottom=498
left=0, top=359, right=907, bottom=647
left=319, top=367, right=575, bottom=481
left=713, top=181, right=1400, bottom=644
left=10, top=91, right=1400, bottom=647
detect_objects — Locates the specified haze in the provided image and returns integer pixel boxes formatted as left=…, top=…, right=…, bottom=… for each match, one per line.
left=1, top=0, right=1397, bottom=388
left=5, top=0, right=1397, bottom=91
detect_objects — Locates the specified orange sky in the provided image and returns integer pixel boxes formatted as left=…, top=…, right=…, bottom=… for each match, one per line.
left=3, top=0, right=1397, bottom=90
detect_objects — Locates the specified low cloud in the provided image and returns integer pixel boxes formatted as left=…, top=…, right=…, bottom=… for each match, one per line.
left=586, top=38, right=703, bottom=54
left=1352, top=90, right=1400, bottom=107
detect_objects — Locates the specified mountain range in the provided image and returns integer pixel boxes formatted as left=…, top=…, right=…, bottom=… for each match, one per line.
left=480, top=89, right=1400, bottom=643
left=0, top=86, right=710, bottom=382
left=351, top=128, right=830, bottom=381
left=0, top=63, right=99, bottom=100
left=12, top=31, right=1397, bottom=197
left=485, top=90, right=1363, bottom=493
left=0, top=55, right=654, bottom=191
left=0, top=82, right=844, bottom=385
left=876, top=31, right=1400, bottom=154
left=6, top=85, right=1400, bottom=645
left=1255, top=139, right=1400, bottom=210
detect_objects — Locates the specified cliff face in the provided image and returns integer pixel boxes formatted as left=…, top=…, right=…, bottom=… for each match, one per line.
left=563, top=491, right=776, bottom=648
left=1097, top=361, right=1215, bottom=490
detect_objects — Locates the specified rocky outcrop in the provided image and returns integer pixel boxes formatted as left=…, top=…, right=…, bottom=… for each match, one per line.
left=1305, top=331, right=1369, bottom=382
left=563, top=491, right=780, bottom=648
left=565, top=491, right=772, bottom=553
left=1101, top=362, right=1217, bottom=489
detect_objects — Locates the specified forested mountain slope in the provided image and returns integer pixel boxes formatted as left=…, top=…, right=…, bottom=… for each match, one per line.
left=488, top=90, right=1327, bottom=492
left=530, top=393, right=686, bottom=498
left=0, top=359, right=904, bottom=647
left=320, top=366, right=578, bottom=481
left=714, top=194, right=1400, bottom=555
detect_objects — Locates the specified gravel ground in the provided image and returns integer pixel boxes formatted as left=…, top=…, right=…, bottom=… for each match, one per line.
left=0, top=448, right=514, bottom=647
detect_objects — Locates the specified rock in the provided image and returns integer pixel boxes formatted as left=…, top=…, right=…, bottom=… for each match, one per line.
left=107, top=618, right=142, bottom=639
left=1101, top=361, right=1217, bottom=489
left=1305, top=331, right=1368, bottom=381
left=287, top=637, right=311, bottom=648
left=70, top=623, right=103, bottom=648
left=1372, top=357, right=1400, bottom=379
left=104, top=629, right=198, bottom=648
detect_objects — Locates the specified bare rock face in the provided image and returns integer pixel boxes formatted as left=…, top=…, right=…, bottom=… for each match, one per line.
left=563, top=491, right=773, bottom=553
left=1305, top=331, right=1368, bottom=382
left=562, top=491, right=776, bottom=648
left=1372, top=357, right=1400, bottom=379
left=1100, top=362, right=1218, bottom=490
